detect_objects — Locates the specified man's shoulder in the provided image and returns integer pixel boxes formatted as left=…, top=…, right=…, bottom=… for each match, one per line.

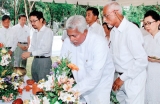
left=92, top=22, right=103, bottom=29
left=0, top=27, right=3, bottom=31
left=12, top=24, right=19, bottom=28
left=87, top=30, right=106, bottom=43
left=44, top=26, right=53, bottom=32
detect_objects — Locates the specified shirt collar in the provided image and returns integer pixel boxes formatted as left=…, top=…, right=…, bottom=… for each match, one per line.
left=113, top=17, right=127, bottom=33
left=90, top=22, right=98, bottom=28
left=2, top=26, right=11, bottom=30
left=17, top=23, right=25, bottom=28
left=35, top=25, right=45, bottom=32
left=154, top=31, right=160, bottom=38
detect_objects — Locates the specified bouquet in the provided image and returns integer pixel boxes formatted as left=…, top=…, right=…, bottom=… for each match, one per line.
left=0, top=43, right=23, bottom=102
left=29, top=58, right=79, bottom=104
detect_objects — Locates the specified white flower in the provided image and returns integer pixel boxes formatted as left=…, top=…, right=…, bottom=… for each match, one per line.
left=59, top=92, right=76, bottom=103
left=11, top=73, right=19, bottom=78
left=12, top=82, right=20, bottom=90
left=42, top=97, right=50, bottom=104
left=58, top=91, right=67, bottom=101
left=63, top=93, right=76, bottom=103
left=44, top=80, right=52, bottom=91
left=47, top=75, right=54, bottom=83
left=37, top=82, right=45, bottom=89
left=0, top=54, right=11, bottom=66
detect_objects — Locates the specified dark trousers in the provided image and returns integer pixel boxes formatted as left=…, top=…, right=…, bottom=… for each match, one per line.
left=31, top=57, right=52, bottom=82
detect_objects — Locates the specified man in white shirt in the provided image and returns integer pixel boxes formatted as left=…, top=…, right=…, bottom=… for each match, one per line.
left=103, top=1, right=148, bottom=104
left=22, top=11, right=53, bottom=82
left=60, top=15, right=115, bottom=104
left=86, top=7, right=106, bottom=37
left=13, top=14, right=30, bottom=68
left=0, top=15, right=17, bottom=58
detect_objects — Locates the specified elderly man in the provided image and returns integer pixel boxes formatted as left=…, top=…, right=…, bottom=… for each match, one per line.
left=103, top=1, right=148, bottom=104
left=60, top=15, right=115, bottom=104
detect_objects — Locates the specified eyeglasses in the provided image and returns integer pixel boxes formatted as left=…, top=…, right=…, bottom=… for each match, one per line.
left=143, top=21, right=156, bottom=27
left=103, top=10, right=118, bottom=19
left=30, top=19, right=39, bottom=23
left=103, top=11, right=113, bottom=19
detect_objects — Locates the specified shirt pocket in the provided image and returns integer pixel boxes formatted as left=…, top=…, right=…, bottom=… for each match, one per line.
left=84, top=60, right=92, bottom=71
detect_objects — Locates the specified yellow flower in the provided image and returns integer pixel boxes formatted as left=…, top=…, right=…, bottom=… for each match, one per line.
left=0, top=85, right=4, bottom=89
left=38, top=79, right=45, bottom=84
left=1, top=70, right=7, bottom=76
left=1, top=48, right=7, bottom=54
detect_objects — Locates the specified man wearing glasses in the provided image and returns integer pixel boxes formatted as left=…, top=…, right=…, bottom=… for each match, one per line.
left=22, top=11, right=53, bottom=82
left=103, top=1, right=148, bottom=104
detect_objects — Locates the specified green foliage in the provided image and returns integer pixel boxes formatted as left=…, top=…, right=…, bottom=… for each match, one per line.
left=110, top=91, right=120, bottom=104
left=123, top=4, right=160, bottom=26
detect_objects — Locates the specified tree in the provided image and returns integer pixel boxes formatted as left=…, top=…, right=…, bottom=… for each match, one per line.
left=123, top=4, right=160, bottom=26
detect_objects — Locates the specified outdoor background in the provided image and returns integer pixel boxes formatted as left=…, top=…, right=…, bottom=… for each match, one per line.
left=0, top=0, right=160, bottom=78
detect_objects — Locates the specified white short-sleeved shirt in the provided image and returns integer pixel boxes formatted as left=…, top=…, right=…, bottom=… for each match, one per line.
left=0, top=27, right=17, bottom=51
left=12, top=24, right=30, bottom=42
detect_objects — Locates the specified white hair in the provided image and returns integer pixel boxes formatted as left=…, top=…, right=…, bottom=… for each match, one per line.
left=66, top=15, right=87, bottom=33
left=105, top=1, right=122, bottom=14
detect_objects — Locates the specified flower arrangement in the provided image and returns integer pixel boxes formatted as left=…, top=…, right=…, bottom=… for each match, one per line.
left=29, top=58, right=80, bottom=104
left=27, top=56, right=119, bottom=104
left=0, top=43, right=23, bottom=102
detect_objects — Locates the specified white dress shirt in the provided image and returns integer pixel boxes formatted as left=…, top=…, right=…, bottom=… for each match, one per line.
left=110, top=17, right=148, bottom=81
left=28, top=25, right=53, bottom=56
left=88, top=22, right=106, bottom=37
left=12, top=24, right=30, bottom=42
left=0, top=27, right=17, bottom=51
left=61, top=30, right=115, bottom=104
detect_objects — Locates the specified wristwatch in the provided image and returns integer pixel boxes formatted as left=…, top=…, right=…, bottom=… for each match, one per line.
left=30, top=52, right=33, bottom=57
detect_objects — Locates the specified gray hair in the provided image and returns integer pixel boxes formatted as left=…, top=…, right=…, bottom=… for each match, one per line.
left=66, top=15, right=87, bottom=33
left=105, top=1, right=122, bottom=14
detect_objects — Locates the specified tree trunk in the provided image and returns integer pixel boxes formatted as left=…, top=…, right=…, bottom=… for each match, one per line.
left=14, top=0, right=16, bottom=25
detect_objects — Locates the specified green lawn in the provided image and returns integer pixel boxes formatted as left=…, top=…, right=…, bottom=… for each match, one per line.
left=26, top=56, right=59, bottom=78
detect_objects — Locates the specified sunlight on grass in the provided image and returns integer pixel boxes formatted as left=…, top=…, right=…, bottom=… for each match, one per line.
left=26, top=56, right=59, bottom=78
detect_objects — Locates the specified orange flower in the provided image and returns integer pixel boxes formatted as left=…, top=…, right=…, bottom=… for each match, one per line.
left=0, top=43, right=4, bottom=48
left=67, top=63, right=79, bottom=71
